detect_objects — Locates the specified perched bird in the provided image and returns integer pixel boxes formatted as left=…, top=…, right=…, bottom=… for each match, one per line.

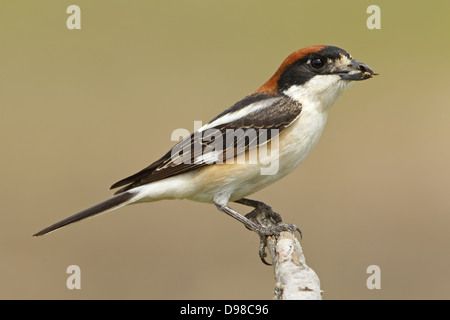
left=34, top=45, right=376, bottom=239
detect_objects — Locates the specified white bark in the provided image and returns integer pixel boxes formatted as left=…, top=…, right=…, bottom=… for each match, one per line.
left=266, top=231, right=322, bottom=300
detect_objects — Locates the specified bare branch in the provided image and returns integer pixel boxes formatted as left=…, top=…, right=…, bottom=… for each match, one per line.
left=266, top=231, right=322, bottom=300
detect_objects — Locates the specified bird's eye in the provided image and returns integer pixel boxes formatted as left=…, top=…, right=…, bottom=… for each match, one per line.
left=311, top=58, right=324, bottom=69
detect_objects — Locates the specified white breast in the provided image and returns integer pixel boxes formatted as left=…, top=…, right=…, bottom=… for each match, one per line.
left=275, top=100, right=328, bottom=177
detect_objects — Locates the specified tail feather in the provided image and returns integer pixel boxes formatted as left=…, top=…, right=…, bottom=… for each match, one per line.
left=33, top=192, right=136, bottom=237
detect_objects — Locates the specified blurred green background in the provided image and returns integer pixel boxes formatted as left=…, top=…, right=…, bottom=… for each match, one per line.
left=1, top=0, right=449, bottom=299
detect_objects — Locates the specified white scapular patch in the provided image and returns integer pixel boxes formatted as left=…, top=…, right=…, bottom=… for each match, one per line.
left=198, top=97, right=282, bottom=132
left=194, top=151, right=221, bottom=164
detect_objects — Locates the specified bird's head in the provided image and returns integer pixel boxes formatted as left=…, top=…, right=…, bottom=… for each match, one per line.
left=257, top=45, right=376, bottom=110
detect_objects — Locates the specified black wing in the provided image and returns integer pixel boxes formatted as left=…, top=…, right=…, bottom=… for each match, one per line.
left=110, top=93, right=302, bottom=194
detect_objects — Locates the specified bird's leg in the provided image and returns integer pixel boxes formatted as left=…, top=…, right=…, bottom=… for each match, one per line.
left=214, top=194, right=302, bottom=264
left=234, top=198, right=282, bottom=226
left=235, top=198, right=302, bottom=238
left=214, top=201, right=271, bottom=265
left=233, top=198, right=303, bottom=265
left=214, top=202, right=263, bottom=233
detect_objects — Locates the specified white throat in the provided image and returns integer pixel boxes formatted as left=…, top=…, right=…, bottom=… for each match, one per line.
left=283, top=75, right=353, bottom=112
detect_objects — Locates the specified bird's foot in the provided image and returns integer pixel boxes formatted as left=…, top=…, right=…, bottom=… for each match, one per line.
left=243, top=204, right=302, bottom=265
left=244, top=202, right=282, bottom=228
left=257, top=222, right=302, bottom=238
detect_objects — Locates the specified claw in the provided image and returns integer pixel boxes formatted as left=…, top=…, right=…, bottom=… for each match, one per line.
left=293, top=225, right=303, bottom=240
left=258, top=235, right=272, bottom=266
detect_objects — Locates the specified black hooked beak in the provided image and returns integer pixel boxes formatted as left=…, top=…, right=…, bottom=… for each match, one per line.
left=337, top=60, right=378, bottom=81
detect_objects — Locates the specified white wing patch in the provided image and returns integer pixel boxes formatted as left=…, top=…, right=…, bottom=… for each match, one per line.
left=198, top=97, right=282, bottom=132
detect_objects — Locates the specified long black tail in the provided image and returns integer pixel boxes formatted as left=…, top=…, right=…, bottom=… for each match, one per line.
left=33, top=192, right=136, bottom=237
